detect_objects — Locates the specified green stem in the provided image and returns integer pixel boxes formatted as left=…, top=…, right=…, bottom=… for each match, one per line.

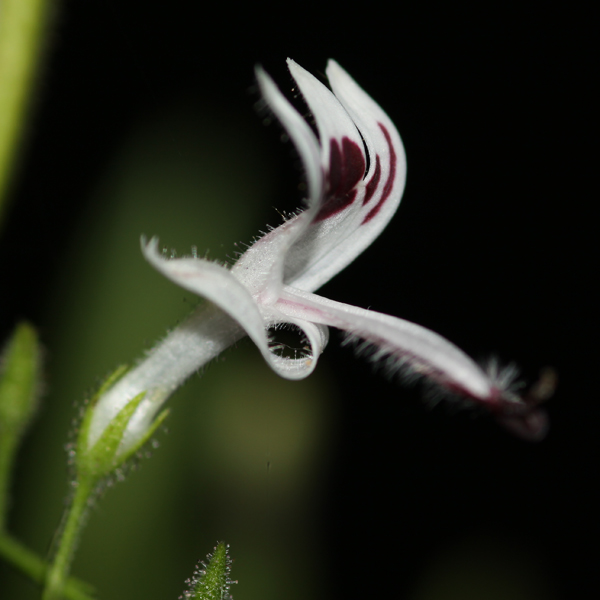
left=0, top=533, right=95, bottom=600
left=0, top=0, right=51, bottom=231
left=42, top=477, right=94, bottom=600
left=0, top=429, right=18, bottom=532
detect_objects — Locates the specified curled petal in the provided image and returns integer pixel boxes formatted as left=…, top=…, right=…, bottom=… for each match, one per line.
left=143, top=238, right=325, bottom=380
left=143, top=236, right=270, bottom=353
left=261, top=306, right=330, bottom=379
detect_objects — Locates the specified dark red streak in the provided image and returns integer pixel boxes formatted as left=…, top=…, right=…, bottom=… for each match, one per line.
left=314, top=137, right=365, bottom=222
left=362, top=124, right=396, bottom=224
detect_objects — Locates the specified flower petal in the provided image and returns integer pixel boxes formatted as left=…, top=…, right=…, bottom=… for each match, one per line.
left=254, top=65, right=324, bottom=209
left=326, top=59, right=407, bottom=243
left=260, top=305, right=330, bottom=379
left=143, top=237, right=324, bottom=380
left=277, top=286, right=492, bottom=399
left=231, top=66, right=323, bottom=303
left=235, top=61, right=406, bottom=296
left=283, top=60, right=407, bottom=292
left=277, top=286, right=549, bottom=439
left=143, top=236, right=269, bottom=348
left=287, top=59, right=366, bottom=204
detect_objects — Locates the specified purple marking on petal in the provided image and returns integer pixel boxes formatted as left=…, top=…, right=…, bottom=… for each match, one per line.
left=328, top=137, right=366, bottom=197
left=362, top=124, right=397, bottom=224
left=363, top=155, right=381, bottom=205
left=327, top=139, right=343, bottom=197
left=314, top=136, right=366, bottom=223
left=314, top=189, right=357, bottom=222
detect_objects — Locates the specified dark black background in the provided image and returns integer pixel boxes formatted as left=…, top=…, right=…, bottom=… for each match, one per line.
left=1, top=2, right=596, bottom=599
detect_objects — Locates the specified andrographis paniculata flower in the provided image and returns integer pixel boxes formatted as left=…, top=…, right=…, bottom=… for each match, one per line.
left=86, top=59, right=552, bottom=459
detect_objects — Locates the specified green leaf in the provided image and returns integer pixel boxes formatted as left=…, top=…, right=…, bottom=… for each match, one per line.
left=0, top=321, right=42, bottom=434
left=182, top=542, right=235, bottom=600
left=0, top=322, right=43, bottom=529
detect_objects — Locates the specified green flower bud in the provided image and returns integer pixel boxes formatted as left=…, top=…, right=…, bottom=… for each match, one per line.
left=75, top=365, right=169, bottom=484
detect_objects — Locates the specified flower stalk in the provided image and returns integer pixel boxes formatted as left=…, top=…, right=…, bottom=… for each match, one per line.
left=42, top=363, right=170, bottom=599
left=0, top=0, right=51, bottom=229
left=41, top=477, right=94, bottom=600
left=0, top=533, right=94, bottom=600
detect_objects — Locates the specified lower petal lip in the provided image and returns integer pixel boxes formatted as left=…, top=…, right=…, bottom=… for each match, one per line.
left=276, top=287, right=493, bottom=401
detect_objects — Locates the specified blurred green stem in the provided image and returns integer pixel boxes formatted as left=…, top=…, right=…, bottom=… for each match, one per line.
left=0, top=533, right=94, bottom=600
left=0, top=432, right=18, bottom=531
left=0, top=0, right=51, bottom=231
left=0, top=322, right=42, bottom=532
left=42, top=476, right=93, bottom=600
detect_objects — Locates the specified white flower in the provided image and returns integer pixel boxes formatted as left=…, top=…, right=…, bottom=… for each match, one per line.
left=87, top=59, right=550, bottom=457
